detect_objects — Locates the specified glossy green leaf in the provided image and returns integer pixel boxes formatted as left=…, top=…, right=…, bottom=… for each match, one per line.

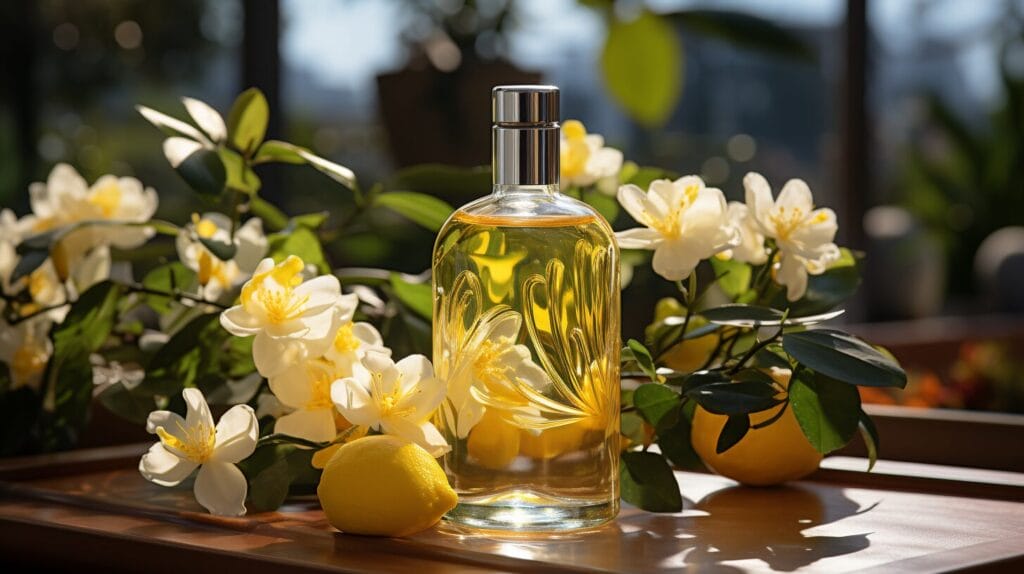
left=255, top=140, right=308, bottom=164
left=686, top=380, right=781, bottom=416
left=141, top=263, right=197, bottom=313
left=656, top=413, right=703, bottom=470
left=227, top=87, right=269, bottom=156
left=858, top=410, right=880, bottom=471
left=389, top=273, right=433, bottom=319
left=789, top=370, right=861, bottom=454
left=198, top=235, right=237, bottom=262
left=710, top=257, right=752, bottom=299
left=620, top=451, right=682, bottom=512
left=633, top=383, right=681, bottom=431
left=770, top=249, right=862, bottom=316
left=783, top=329, right=907, bottom=388
left=241, top=443, right=319, bottom=513
left=700, top=304, right=784, bottom=325
left=625, top=339, right=659, bottom=382
left=219, top=147, right=261, bottom=194
left=267, top=226, right=329, bottom=274
left=601, top=11, right=683, bottom=126
left=716, top=414, right=749, bottom=454
left=175, top=147, right=226, bottom=196
left=299, top=150, right=358, bottom=190
left=248, top=196, right=289, bottom=231
left=374, top=191, right=454, bottom=232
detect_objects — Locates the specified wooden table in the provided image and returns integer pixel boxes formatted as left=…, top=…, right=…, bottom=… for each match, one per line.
left=1, top=444, right=1022, bottom=573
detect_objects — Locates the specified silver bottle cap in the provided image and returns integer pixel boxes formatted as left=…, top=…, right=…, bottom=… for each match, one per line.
left=492, top=85, right=559, bottom=186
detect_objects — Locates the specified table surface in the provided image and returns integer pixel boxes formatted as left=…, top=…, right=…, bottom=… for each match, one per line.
left=1, top=445, right=1022, bottom=574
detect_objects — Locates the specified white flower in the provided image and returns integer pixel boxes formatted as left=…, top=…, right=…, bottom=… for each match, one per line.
left=139, top=388, right=258, bottom=516
left=444, top=309, right=551, bottom=438
left=323, top=320, right=389, bottom=372
left=269, top=357, right=350, bottom=443
left=331, top=352, right=449, bottom=457
left=720, top=201, right=768, bottom=265
left=560, top=120, right=623, bottom=188
left=220, top=256, right=356, bottom=378
left=616, top=176, right=739, bottom=281
left=176, top=213, right=268, bottom=300
left=0, top=317, right=53, bottom=391
left=744, top=172, right=841, bottom=301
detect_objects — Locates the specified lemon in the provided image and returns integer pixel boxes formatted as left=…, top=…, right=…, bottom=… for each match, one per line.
left=661, top=332, right=720, bottom=373
left=519, top=420, right=593, bottom=459
left=467, top=410, right=521, bottom=469
left=690, top=371, right=822, bottom=486
left=317, top=435, right=458, bottom=536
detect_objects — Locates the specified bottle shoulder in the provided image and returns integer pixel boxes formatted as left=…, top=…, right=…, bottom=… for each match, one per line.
left=446, top=191, right=612, bottom=231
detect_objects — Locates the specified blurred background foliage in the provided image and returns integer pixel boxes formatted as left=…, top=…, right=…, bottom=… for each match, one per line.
left=2, top=0, right=1023, bottom=327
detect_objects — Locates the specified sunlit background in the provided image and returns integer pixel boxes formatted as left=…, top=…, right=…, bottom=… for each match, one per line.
left=2, top=0, right=1022, bottom=413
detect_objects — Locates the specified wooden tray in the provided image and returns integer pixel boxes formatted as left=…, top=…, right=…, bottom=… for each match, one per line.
left=1, top=444, right=1022, bottom=573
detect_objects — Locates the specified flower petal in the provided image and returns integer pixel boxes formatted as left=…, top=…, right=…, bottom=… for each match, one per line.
left=220, top=305, right=262, bottom=336
left=139, top=443, right=197, bottom=487
left=331, top=377, right=379, bottom=427
left=252, top=332, right=311, bottom=378
left=182, top=388, right=214, bottom=430
left=146, top=410, right=185, bottom=435
left=194, top=461, right=248, bottom=516
left=615, top=227, right=662, bottom=249
left=274, top=408, right=337, bottom=443
left=294, top=275, right=342, bottom=316
left=211, top=404, right=258, bottom=463
left=381, top=417, right=450, bottom=457
left=617, top=184, right=654, bottom=228
left=776, top=178, right=814, bottom=212
left=651, top=240, right=702, bottom=281
left=743, top=172, right=775, bottom=233
left=776, top=253, right=809, bottom=302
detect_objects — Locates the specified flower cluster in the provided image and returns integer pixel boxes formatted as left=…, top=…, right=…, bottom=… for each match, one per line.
left=615, top=172, right=840, bottom=301
left=560, top=119, right=623, bottom=192
left=0, top=164, right=157, bottom=390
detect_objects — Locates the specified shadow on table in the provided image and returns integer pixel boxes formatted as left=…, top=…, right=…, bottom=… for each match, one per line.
left=434, top=486, right=874, bottom=572
left=677, top=485, right=873, bottom=572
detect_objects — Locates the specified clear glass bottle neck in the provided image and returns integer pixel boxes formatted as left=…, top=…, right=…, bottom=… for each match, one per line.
left=491, top=183, right=560, bottom=197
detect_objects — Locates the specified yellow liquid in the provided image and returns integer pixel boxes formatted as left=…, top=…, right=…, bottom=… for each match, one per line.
left=432, top=210, right=621, bottom=530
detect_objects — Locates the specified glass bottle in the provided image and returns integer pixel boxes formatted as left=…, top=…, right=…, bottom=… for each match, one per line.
left=432, top=85, right=621, bottom=531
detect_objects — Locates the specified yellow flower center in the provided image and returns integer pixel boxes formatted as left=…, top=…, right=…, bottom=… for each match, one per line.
left=769, top=206, right=820, bottom=241
left=305, top=360, right=337, bottom=410
left=370, top=372, right=416, bottom=420
left=88, top=182, right=122, bottom=218
left=560, top=119, right=591, bottom=179
left=11, top=342, right=48, bottom=385
left=156, top=421, right=215, bottom=463
left=192, top=214, right=220, bottom=239
left=28, top=267, right=53, bottom=301
left=333, top=323, right=361, bottom=354
left=241, top=256, right=308, bottom=325
left=650, top=183, right=700, bottom=240
left=197, top=250, right=231, bottom=287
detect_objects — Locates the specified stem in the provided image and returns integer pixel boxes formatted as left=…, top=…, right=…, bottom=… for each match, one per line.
left=728, top=309, right=789, bottom=374
left=4, top=302, right=71, bottom=325
left=126, top=283, right=230, bottom=310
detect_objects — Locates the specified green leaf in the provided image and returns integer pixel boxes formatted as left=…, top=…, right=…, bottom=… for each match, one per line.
left=710, top=257, right=752, bottom=299
left=625, top=339, right=659, bottom=382
left=143, top=313, right=223, bottom=396
left=620, top=451, right=682, bottom=512
left=686, top=380, right=782, bottom=415
left=227, top=87, right=269, bottom=156
left=601, top=11, right=683, bottom=126
left=298, top=150, right=358, bottom=191
left=389, top=273, right=433, bottom=319
left=248, top=196, right=289, bottom=231
left=789, top=370, right=861, bottom=454
left=255, top=140, right=308, bottom=164
left=292, top=212, right=329, bottom=230
left=716, top=414, right=750, bottom=454
left=218, top=147, right=261, bottom=194
left=176, top=147, right=227, bottom=196
left=633, top=383, right=681, bottom=431
left=96, top=382, right=158, bottom=425
left=700, top=304, right=784, bottom=326
left=198, top=235, right=238, bottom=262
left=10, top=245, right=50, bottom=283
left=267, top=226, right=329, bottom=274
left=141, top=262, right=197, bottom=313
left=241, top=443, right=318, bottom=513
left=374, top=191, right=454, bottom=232
left=41, top=281, right=123, bottom=450
left=136, top=104, right=209, bottom=142
left=770, top=248, right=862, bottom=316
left=783, top=329, right=907, bottom=388
left=858, top=410, right=880, bottom=471
left=669, top=9, right=814, bottom=61
left=656, top=414, right=703, bottom=470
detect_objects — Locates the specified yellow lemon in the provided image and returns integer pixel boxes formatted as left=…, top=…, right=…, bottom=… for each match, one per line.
left=467, top=410, right=521, bottom=469
left=317, top=435, right=458, bottom=536
left=519, top=421, right=592, bottom=460
left=690, top=372, right=822, bottom=486
left=661, top=333, right=720, bottom=373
